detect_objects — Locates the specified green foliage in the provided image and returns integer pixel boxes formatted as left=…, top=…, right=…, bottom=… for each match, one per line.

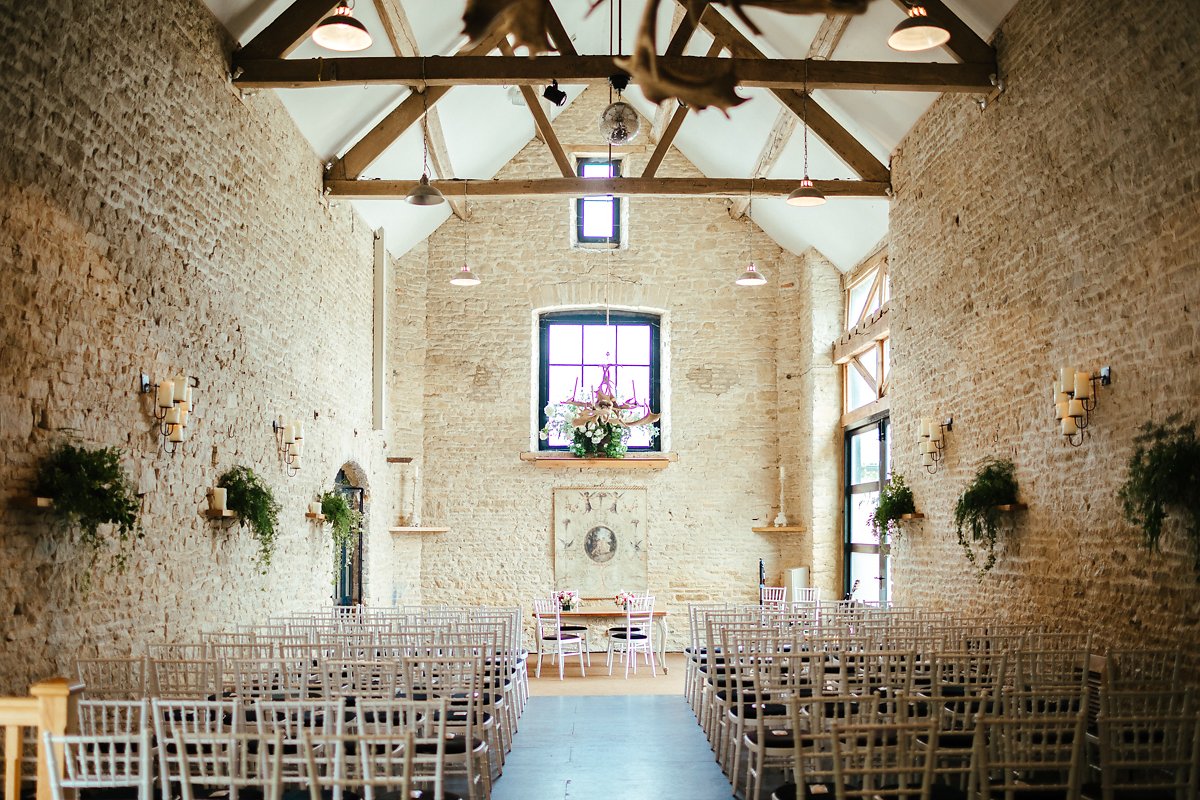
left=218, top=466, right=281, bottom=572
left=321, top=491, right=362, bottom=579
left=870, top=473, right=916, bottom=540
left=570, top=421, right=632, bottom=458
left=953, top=458, right=1018, bottom=577
left=1118, top=416, right=1200, bottom=572
left=34, top=442, right=142, bottom=571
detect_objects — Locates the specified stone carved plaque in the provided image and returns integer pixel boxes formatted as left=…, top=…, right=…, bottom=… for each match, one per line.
left=553, top=487, right=648, bottom=599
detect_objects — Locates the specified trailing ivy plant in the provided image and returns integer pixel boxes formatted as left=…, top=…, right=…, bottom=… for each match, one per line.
left=34, top=442, right=143, bottom=572
left=218, top=466, right=281, bottom=572
left=953, top=457, right=1018, bottom=577
left=320, top=490, right=362, bottom=579
left=1117, top=415, right=1200, bottom=572
left=870, top=473, right=916, bottom=541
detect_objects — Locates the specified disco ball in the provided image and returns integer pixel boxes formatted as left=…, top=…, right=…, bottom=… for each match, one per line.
left=599, top=101, right=641, bottom=145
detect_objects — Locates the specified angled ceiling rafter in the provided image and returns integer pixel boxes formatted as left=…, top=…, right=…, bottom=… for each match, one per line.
left=237, top=0, right=333, bottom=59
left=497, top=37, right=574, bottom=177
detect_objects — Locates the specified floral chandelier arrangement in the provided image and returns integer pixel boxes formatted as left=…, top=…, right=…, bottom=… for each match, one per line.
left=540, top=364, right=660, bottom=459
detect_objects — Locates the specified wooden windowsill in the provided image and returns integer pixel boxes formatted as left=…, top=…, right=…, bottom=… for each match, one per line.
left=10, top=496, right=53, bottom=510
left=389, top=527, right=449, bottom=534
left=519, top=452, right=676, bottom=469
left=898, top=512, right=926, bottom=520
left=752, top=525, right=807, bottom=533
left=995, top=503, right=1028, bottom=512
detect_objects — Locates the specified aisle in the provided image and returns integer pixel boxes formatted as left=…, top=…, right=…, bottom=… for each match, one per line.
left=492, top=695, right=733, bottom=800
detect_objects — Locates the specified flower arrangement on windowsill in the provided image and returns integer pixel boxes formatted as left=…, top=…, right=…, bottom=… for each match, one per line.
left=555, top=590, right=580, bottom=611
left=614, top=591, right=636, bottom=610
left=539, top=364, right=660, bottom=459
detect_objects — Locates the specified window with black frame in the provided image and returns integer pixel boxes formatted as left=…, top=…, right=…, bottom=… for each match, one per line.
left=575, top=158, right=621, bottom=246
left=538, top=310, right=660, bottom=451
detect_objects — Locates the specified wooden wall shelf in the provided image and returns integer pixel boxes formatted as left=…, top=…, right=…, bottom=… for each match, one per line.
left=305, top=512, right=326, bottom=522
left=898, top=512, right=926, bottom=520
left=519, top=452, right=676, bottom=469
left=386, top=457, right=413, bottom=464
left=203, top=509, right=235, bottom=519
left=995, top=503, right=1028, bottom=512
left=752, top=525, right=807, bottom=533
left=10, top=497, right=53, bottom=510
left=389, top=527, right=449, bottom=534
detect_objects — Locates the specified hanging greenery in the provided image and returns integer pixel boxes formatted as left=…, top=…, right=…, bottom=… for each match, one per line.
left=321, top=490, right=362, bottom=578
left=34, top=442, right=143, bottom=571
left=1118, top=415, right=1200, bottom=572
left=953, top=458, right=1018, bottom=577
left=870, top=473, right=916, bottom=541
left=217, top=466, right=281, bottom=572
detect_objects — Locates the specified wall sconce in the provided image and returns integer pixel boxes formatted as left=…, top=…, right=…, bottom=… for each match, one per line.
left=140, top=372, right=197, bottom=454
left=917, top=416, right=953, bottom=473
left=1053, top=366, right=1111, bottom=446
left=273, top=418, right=304, bottom=477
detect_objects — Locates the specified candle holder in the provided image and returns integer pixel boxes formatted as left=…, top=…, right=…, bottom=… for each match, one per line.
left=1052, top=366, right=1111, bottom=446
left=140, top=371, right=198, bottom=454
left=273, top=417, right=305, bottom=477
left=917, top=415, right=953, bottom=474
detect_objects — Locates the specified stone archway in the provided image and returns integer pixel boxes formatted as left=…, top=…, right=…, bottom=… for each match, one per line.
left=334, top=461, right=370, bottom=605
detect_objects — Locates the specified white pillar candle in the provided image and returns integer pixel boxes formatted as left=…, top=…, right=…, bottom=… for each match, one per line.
left=165, top=406, right=182, bottom=425
left=1061, top=416, right=1079, bottom=436
left=309, top=501, right=322, bottom=515
left=294, top=421, right=304, bottom=440
left=1060, top=367, right=1074, bottom=394
left=282, top=423, right=295, bottom=445
left=1067, top=398, right=1085, bottom=418
left=168, top=424, right=185, bottom=443
left=178, top=406, right=189, bottom=429
left=778, top=465, right=786, bottom=517
left=1055, top=401, right=1068, bottom=420
left=209, top=487, right=227, bottom=512
left=156, top=380, right=175, bottom=408
left=412, top=465, right=421, bottom=525
left=922, top=452, right=934, bottom=467
left=291, top=454, right=303, bottom=470
left=177, top=384, right=192, bottom=411
left=1074, top=371, right=1093, bottom=399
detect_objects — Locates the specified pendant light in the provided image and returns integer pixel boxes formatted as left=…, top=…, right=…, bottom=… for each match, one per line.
left=887, top=4, right=951, bottom=52
left=787, top=61, right=826, bottom=208
left=450, top=185, right=480, bottom=286
left=311, top=1, right=373, bottom=52
left=406, top=62, right=445, bottom=207
left=736, top=182, right=767, bottom=286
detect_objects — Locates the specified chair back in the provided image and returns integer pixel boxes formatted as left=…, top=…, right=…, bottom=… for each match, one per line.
left=43, top=729, right=154, bottom=800
left=172, top=731, right=285, bottom=800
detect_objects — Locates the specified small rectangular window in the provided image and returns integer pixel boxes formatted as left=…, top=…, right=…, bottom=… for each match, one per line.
left=575, top=158, right=621, bottom=246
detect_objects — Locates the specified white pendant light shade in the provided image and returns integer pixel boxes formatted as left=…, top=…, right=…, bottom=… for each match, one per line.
left=450, top=265, right=480, bottom=286
left=312, top=2, right=373, bottom=52
left=405, top=174, right=445, bottom=206
left=735, top=264, right=767, bottom=286
left=786, top=178, right=827, bottom=207
left=888, top=6, right=950, bottom=52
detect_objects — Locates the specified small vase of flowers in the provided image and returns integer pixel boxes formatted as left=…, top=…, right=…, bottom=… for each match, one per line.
left=614, top=591, right=636, bottom=610
left=555, top=590, right=579, bottom=611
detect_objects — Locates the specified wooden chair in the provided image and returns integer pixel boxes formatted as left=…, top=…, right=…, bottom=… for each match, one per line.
left=532, top=598, right=586, bottom=680
left=1096, top=688, right=1198, bottom=800
left=42, top=729, right=154, bottom=800
left=172, top=731, right=285, bottom=800
left=301, top=732, right=416, bottom=800
left=606, top=595, right=657, bottom=678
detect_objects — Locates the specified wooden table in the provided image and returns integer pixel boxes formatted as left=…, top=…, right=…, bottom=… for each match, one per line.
left=541, top=609, right=671, bottom=672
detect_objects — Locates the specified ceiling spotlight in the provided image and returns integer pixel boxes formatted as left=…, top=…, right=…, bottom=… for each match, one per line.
left=312, top=1, right=373, bottom=52
left=787, top=178, right=827, bottom=207
left=450, top=265, right=480, bottom=286
left=888, top=5, right=950, bottom=52
left=735, top=264, right=767, bottom=286
left=405, top=174, right=445, bottom=206
left=543, top=80, right=568, bottom=107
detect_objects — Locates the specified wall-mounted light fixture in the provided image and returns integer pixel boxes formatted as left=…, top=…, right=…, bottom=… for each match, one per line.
left=1053, top=366, right=1111, bottom=446
left=140, top=372, right=197, bottom=454
left=918, top=415, right=952, bottom=473
left=273, top=418, right=304, bottom=477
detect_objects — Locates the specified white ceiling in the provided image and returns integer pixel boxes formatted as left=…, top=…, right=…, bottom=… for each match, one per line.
left=205, top=0, right=1017, bottom=271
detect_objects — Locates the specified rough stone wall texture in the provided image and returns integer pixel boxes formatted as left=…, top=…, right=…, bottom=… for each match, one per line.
left=0, top=0, right=393, bottom=691
left=888, top=0, right=1200, bottom=677
left=396, top=87, right=824, bottom=648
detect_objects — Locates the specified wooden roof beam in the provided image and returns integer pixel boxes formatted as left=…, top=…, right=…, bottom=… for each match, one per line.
left=326, top=177, right=890, bottom=200
left=233, top=56, right=996, bottom=93
left=642, top=38, right=722, bottom=179
left=238, top=0, right=334, bottom=59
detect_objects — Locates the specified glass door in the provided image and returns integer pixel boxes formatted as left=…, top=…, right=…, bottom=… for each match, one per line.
left=844, top=415, right=890, bottom=604
left=335, top=471, right=364, bottom=606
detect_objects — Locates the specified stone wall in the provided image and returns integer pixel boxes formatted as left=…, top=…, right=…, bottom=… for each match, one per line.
left=888, top=0, right=1200, bottom=676
left=397, top=87, right=835, bottom=647
left=0, top=0, right=393, bottom=691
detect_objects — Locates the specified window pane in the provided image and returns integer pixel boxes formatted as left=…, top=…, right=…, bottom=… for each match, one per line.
left=849, top=429, right=880, bottom=486
left=849, top=491, right=879, bottom=544
left=848, top=278, right=873, bottom=329
left=581, top=365, right=605, bottom=397
left=547, top=325, right=582, bottom=364
left=547, top=366, right=582, bottom=405
left=581, top=198, right=615, bottom=238
left=582, top=325, right=617, bottom=365
left=847, top=365, right=875, bottom=411
left=617, top=325, right=651, bottom=365
left=848, top=552, right=882, bottom=604
left=581, top=161, right=616, bottom=178
left=626, top=425, right=653, bottom=448
left=616, top=366, right=650, bottom=405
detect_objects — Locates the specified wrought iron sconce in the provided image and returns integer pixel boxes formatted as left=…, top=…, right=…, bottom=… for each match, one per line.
left=1053, top=366, right=1111, bottom=446
left=273, top=417, right=304, bottom=477
left=140, top=372, right=197, bottom=454
left=918, top=415, right=953, bottom=474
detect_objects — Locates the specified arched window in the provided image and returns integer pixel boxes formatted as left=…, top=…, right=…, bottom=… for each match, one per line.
left=537, top=310, right=662, bottom=451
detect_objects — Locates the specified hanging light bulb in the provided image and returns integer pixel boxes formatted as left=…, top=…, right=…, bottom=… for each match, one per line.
left=312, top=1, right=373, bottom=52
left=736, top=264, right=767, bottom=286
left=736, top=182, right=767, bottom=286
left=887, top=5, right=951, bottom=52
left=788, top=63, right=826, bottom=208
left=450, top=265, right=480, bottom=286
left=405, top=74, right=446, bottom=207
